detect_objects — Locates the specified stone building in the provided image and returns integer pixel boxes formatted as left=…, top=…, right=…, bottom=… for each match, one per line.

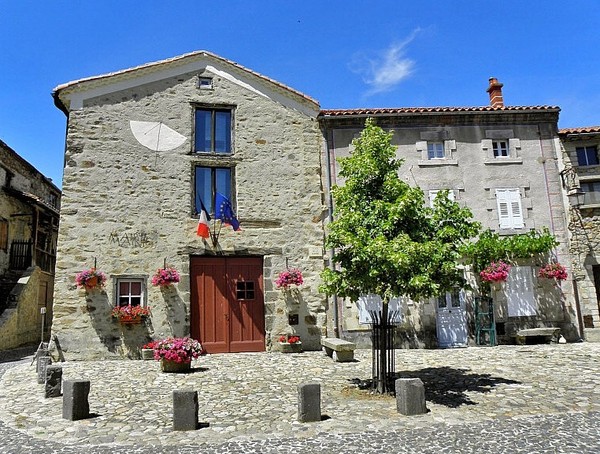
left=0, top=139, right=61, bottom=349
left=51, top=51, right=327, bottom=359
left=319, top=78, right=580, bottom=348
left=557, top=126, right=600, bottom=342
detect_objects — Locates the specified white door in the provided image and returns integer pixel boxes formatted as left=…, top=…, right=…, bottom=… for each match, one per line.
left=436, top=291, right=468, bottom=348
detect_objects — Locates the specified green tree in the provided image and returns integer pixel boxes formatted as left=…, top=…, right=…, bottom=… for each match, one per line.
left=321, top=119, right=480, bottom=392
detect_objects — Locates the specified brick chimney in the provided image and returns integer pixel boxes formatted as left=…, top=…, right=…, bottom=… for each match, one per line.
left=486, top=77, right=504, bottom=108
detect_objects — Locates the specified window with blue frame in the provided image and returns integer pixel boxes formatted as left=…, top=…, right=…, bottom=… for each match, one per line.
left=576, top=146, right=599, bottom=166
left=194, top=108, right=232, bottom=153
left=194, top=166, right=232, bottom=215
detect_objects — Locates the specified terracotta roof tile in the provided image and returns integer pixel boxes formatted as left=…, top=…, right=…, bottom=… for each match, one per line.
left=558, top=126, right=600, bottom=135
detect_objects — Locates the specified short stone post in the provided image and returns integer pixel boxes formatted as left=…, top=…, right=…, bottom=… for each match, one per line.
left=62, top=380, right=90, bottom=421
left=298, top=382, right=321, bottom=422
left=395, top=378, right=427, bottom=416
left=37, top=356, right=52, bottom=384
left=173, top=390, right=198, bottom=431
left=44, top=365, right=63, bottom=398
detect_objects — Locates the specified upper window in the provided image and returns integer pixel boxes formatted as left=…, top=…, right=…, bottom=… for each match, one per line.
left=495, top=188, right=524, bottom=229
left=493, top=140, right=509, bottom=157
left=195, top=166, right=232, bottom=215
left=576, top=146, right=599, bottom=166
left=116, top=279, right=145, bottom=307
left=198, top=77, right=213, bottom=90
left=427, top=142, right=445, bottom=159
left=194, top=108, right=232, bottom=154
left=581, top=181, right=600, bottom=205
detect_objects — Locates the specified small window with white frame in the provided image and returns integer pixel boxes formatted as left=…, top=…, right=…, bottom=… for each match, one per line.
left=427, top=142, right=445, bottom=159
left=198, top=77, right=213, bottom=90
left=493, top=140, right=509, bottom=157
left=429, top=189, right=455, bottom=208
left=116, top=278, right=145, bottom=307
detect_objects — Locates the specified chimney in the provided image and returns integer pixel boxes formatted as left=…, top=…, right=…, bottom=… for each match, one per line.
left=486, top=77, right=504, bottom=108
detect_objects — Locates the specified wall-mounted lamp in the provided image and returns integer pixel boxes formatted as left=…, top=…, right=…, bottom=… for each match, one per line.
left=568, top=188, right=586, bottom=208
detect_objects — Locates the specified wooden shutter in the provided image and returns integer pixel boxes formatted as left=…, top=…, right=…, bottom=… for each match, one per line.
left=496, top=189, right=524, bottom=229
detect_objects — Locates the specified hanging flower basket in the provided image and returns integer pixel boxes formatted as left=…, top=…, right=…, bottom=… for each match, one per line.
left=151, top=266, right=180, bottom=287
left=75, top=268, right=107, bottom=290
left=111, top=305, right=151, bottom=324
left=479, top=261, right=511, bottom=283
left=275, top=268, right=304, bottom=290
left=538, top=263, right=568, bottom=281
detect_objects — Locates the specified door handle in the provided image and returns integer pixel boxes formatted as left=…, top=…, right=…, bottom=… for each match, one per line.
left=224, top=314, right=229, bottom=321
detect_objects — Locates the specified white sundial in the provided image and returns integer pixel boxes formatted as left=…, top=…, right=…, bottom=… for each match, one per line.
left=129, top=121, right=187, bottom=151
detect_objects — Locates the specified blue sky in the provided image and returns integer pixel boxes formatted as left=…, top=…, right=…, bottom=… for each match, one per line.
left=2, top=0, right=600, bottom=188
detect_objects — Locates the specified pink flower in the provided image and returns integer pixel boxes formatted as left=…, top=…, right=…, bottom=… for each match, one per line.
left=275, top=268, right=303, bottom=289
left=151, top=267, right=180, bottom=287
left=480, top=261, right=511, bottom=283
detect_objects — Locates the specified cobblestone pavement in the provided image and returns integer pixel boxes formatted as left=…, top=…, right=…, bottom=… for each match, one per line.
left=0, top=343, right=599, bottom=453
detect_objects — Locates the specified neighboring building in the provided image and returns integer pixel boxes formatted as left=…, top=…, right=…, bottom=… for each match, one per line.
left=319, top=78, right=581, bottom=348
left=0, top=139, right=61, bottom=349
left=557, top=126, right=600, bottom=342
left=51, top=51, right=327, bottom=359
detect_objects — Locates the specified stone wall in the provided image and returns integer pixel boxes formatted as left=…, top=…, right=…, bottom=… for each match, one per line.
left=52, top=57, right=327, bottom=359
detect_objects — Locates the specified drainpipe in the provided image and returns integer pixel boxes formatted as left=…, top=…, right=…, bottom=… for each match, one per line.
left=324, top=125, right=340, bottom=337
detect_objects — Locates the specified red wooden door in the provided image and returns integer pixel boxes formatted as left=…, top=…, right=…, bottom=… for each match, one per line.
left=190, top=257, right=265, bottom=353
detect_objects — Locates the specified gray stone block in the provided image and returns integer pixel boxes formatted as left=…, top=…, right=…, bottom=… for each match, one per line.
left=298, top=382, right=321, bottom=422
left=396, top=378, right=427, bottom=416
left=44, top=365, right=62, bottom=398
left=37, top=356, right=52, bottom=384
left=62, top=380, right=90, bottom=421
left=173, top=390, right=198, bottom=431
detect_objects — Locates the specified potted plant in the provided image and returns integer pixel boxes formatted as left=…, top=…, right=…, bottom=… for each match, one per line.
left=479, top=261, right=511, bottom=283
left=275, top=268, right=304, bottom=290
left=278, top=334, right=302, bottom=353
left=153, top=337, right=204, bottom=372
left=75, top=267, right=107, bottom=290
left=151, top=266, right=181, bottom=287
left=141, top=341, right=156, bottom=360
left=111, top=305, right=151, bottom=324
left=538, top=263, right=568, bottom=281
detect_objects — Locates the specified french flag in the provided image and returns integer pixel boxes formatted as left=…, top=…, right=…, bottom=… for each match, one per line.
left=197, top=209, right=210, bottom=238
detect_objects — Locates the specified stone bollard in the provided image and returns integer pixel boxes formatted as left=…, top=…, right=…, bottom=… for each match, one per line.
left=44, top=365, right=63, bottom=398
left=297, top=382, right=321, bottom=422
left=173, top=390, right=198, bottom=431
left=37, top=356, right=52, bottom=384
left=62, top=380, right=90, bottom=421
left=395, top=378, right=427, bottom=416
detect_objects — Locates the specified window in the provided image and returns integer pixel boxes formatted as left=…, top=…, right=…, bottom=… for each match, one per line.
left=581, top=181, right=600, bottom=205
left=116, top=279, right=145, bottom=307
left=194, top=166, right=232, bottom=215
left=194, top=108, right=231, bottom=153
left=493, top=140, right=509, bottom=157
left=429, top=189, right=455, bottom=208
left=427, top=142, right=445, bottom=159
left=198, top=77, right=213, bottom=89
left=576, top=146, right=599, bottom=166
left=495, top=188, right=524, bottom=229
left=0, top=218, right=7, bottom=251
left=236, top=281, right=255, bottom=300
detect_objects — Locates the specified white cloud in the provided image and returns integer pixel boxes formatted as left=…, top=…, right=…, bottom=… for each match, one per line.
left=350, top=29, right=420, bottom=96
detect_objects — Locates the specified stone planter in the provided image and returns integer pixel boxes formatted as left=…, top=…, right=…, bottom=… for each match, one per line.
left=141, top=349, right=154, bottom=360
left=160, top=358, right=191, bottom=373
left=279, top=341, right=303, bottom=353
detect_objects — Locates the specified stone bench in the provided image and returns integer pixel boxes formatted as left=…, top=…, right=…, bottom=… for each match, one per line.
left=321, top=338, right=356, bottom=362
left=513, top=327, right=560, bottom=345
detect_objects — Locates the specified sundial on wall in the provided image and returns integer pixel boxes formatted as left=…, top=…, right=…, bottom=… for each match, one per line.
left=129, top=121, right=186, bottom=151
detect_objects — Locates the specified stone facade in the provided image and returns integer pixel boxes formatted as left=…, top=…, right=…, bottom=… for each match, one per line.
left=51, top=51, right=327, bottom=359
left=558, top=127, right=600, bottom=342
left=320, top=95, right=580, bottom=347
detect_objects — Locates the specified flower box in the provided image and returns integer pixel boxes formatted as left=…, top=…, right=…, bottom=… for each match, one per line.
left=538, top=263, right=568, bottom=281
left=480, top=261, right=511, bottom=283
left=111, top=305, right=151, bottom=324
left=153, top=337, right=203, bottom=372
left=75, top=268, right=107, bottom=290
left=278, top=335, right=302, bottom=353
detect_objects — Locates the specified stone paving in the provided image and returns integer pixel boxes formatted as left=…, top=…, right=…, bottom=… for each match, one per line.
left=0, top=343, right=599, bottom=453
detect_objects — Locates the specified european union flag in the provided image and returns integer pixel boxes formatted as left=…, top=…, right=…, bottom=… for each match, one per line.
left=215, top=192, right=241, bottom=231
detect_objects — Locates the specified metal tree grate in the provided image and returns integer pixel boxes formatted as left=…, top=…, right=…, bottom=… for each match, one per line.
left=369, top=309, right=399, bottom=394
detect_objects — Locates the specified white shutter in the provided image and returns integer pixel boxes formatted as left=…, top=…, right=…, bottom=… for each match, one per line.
left=496, top=189, right=524, bottom=229
left=429, top=189, right=455, bottom=208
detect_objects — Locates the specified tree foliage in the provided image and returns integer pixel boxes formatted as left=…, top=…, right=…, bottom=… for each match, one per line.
left=320, top=119, right=481, bottom=303
left=461, top=228, right=559, bottom=273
